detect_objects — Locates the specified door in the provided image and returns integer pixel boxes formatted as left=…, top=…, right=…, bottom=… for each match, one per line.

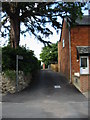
left=80, top=56, right=89, bottom=74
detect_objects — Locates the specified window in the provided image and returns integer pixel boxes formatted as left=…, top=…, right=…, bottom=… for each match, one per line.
left=81, top=58, right=87, bottom=67
left=80, top=56, right=89, bottom=74
left=62, top=39, right=65, bottom=48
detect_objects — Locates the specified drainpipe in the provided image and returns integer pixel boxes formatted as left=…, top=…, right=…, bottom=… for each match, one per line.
left=68, top=22, right=72, bottom=83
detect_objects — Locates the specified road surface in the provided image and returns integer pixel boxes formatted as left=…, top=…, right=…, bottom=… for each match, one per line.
left=2, top=70, right=88, bottom=119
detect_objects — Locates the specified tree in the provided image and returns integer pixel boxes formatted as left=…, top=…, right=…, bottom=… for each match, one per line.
left=40, top=42, right=58, bottom=67
left=1, top=2, right=85, bottom=48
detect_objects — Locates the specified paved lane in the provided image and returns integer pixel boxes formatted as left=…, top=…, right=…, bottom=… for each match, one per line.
left=2, top=70, right=88, bottom=118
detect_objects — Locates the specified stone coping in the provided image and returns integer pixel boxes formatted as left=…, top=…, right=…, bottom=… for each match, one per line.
left=74, top=74, right=90, bottom=77
left=74, top=75, right=80, bottom=78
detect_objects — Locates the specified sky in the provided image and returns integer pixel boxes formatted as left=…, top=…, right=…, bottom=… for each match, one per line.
left=19, top=9, right=88, bottom=60
left=19, top=24, right=61, bottom=60
left=0, top=7, right=89, bottom=60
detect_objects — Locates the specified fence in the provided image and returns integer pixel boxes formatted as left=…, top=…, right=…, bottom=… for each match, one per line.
left=51, top=64, right=58, bottom=72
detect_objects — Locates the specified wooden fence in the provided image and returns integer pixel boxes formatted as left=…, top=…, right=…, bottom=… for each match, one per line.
left=51, top=64, right=58, bottom=72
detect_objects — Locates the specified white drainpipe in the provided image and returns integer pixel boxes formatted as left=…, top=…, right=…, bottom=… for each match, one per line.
left=68, top=22, right=72, bottom=83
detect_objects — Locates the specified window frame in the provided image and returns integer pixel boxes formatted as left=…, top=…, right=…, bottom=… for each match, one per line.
left=62, top=39, right=65, bottom=48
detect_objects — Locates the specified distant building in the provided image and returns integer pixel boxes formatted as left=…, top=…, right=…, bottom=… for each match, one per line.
left=58, top=15, right=90, bottom=93
left=43, top=63, right=45, bottom=70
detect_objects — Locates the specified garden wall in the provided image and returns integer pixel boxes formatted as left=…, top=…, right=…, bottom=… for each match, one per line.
left=0, top=71, right=32, bottom=94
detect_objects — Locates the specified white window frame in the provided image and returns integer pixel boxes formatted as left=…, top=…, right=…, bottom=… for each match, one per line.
left=62, top=39, right=65, bottom=48
left=80, top=56, right=89, bottom=75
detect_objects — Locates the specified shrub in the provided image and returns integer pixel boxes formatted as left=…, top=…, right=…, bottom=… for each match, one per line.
left=2, top=46, right=40, bottom=75
left=5, top=70, right=16, bottom=81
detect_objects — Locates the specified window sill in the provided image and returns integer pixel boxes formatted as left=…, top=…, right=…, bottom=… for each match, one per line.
left=80, top=74, right=90, bottom=76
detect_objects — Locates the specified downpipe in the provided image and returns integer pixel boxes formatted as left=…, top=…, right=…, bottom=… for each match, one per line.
left=68, top=23, right=72, bottom=84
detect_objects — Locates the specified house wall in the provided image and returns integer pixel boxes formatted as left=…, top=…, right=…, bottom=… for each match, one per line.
left=80, top=74, right=90, bottom=92
left=58, top=41, right=60, bottom=72
left=58, top=19, right=70, bottom=79
left=58, top=18, right=90, bottom=92
left=71, top=26, right=90, bottom=80
left=71, top=26, right=90, bottom=92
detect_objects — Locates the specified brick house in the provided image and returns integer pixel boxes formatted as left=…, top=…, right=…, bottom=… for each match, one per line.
left=58, top=15, right=90, bottom=92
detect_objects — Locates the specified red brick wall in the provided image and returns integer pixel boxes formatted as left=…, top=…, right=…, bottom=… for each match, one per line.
left=71, top=26, right=90, bottom=81
left=58, top=19, right=90, bottom=90
left=58, top=41, right=60, bottom=72
left=58, top=19, right=70, bottom=79
left=89, top=26, right=90, bottom=46
left=80, top=75, right=90, bottom=92
left=71, top=26, right=90, bottom=92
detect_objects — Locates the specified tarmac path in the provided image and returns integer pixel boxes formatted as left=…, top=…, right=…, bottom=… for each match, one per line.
left=2, top=70, right=88, bottom=119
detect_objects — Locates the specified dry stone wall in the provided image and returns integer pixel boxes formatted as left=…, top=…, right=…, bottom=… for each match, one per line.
left=0, top=71, right=32, bottom=94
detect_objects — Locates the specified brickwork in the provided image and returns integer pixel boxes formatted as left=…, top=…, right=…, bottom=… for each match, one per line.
left=71, top=26, right=90, bottom=80
left=58, top=18, right=90, bottom=92
left=58, top=19, right=70, bottom=79
left=58, top=41, right=60, bottom=72
left=80, top=75, right=90, bottom=92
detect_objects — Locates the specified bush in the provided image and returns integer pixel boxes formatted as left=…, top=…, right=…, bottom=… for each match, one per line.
left=2, top=46, right=40, bottom=75
left=5, top=70, right=16, bottom=81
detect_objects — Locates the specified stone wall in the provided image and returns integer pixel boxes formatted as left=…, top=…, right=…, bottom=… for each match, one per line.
left=0, top=71, right=32, bottom=94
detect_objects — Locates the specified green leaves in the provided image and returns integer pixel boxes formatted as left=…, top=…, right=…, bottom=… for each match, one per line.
left=1, top=2, right=86, bottom=47
left=2, top=46, right=40, bottom=74
left=40, top=42, right=58, bottom=67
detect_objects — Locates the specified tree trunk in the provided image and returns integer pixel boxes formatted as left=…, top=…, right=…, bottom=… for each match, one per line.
left=10, top=17, right=20, bottom=48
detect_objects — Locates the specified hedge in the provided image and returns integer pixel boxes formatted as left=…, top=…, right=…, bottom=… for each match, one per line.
left=2, top=46, right=40, bottom=75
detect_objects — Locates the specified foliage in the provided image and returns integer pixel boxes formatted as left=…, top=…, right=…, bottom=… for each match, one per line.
left=1, top=2, right=85, bottom=47
left=40, top=42, right=58, bottom=67
left=38, top=60, right=41, bottom=69
left=2, top=46, right=40, bottom=75
left=5, top=70, right=16, bottom=81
